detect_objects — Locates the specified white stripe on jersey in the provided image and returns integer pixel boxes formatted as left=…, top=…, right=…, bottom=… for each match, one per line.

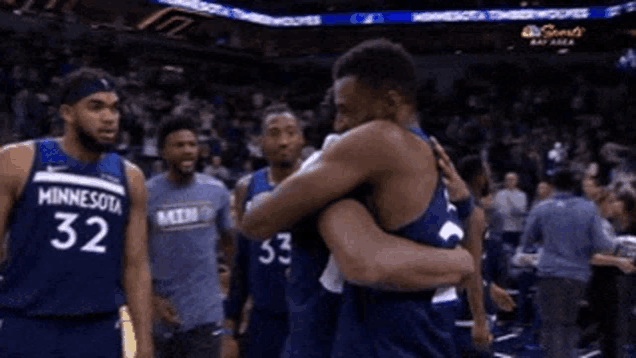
left=33, top=172, right=125, bottom=196
left=432, top=286, right=458, bottom=304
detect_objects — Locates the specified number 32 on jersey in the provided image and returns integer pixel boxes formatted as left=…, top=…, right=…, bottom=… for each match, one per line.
left=51, top=211, right=109, bottom=254
left=259, top=233, right=292, bottom=265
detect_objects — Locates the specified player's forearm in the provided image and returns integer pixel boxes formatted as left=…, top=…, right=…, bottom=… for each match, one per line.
left=357, top=272, right=465, bottom=292
left=124, top=262, right=154, bottom=354
left=463, top=207, right=487, bottom=325
left=224, top=261, right=249, bottom=324
left=221, top=232, right=236, bottom=265
left=590, top=253, right=627, bottom=267
left=319, top=199, right=474, bottom=290
left=351, top=236, right=475, bottom=291
left=465, top=274, right=487, bottom=325
left=374, top=244, right=475, bottom=283
left=240, top=174, right=317, bottom=238
left=338, top=235, right=475, bottom=290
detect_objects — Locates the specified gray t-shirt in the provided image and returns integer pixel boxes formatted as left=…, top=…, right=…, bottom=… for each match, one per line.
left=147, top=173, right=233, bottom=332
left=519, top=191, right=615, bottom=283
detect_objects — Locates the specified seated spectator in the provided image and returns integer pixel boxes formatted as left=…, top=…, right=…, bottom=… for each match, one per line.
left=205, top=155, right=233, bottom=183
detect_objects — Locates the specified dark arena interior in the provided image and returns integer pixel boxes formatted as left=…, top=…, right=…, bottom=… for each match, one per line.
left=0, top=0, right=635, bottom=357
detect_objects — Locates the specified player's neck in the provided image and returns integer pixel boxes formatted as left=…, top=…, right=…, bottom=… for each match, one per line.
left=59, top=136, right=103, bottom=163
left=269, top=161, right=301, bottom=185
left=396, top=111, right=419, bottom=129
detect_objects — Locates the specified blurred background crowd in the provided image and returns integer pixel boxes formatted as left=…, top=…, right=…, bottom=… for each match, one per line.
left=1, top=26, right=634, bottom=198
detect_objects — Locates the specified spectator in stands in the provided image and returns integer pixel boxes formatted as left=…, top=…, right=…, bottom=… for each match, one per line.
left=495, top=172, right=527, bottom=248
left=205, top=155, right=233, bottom=184
left=534, top=181, right=553, bottom=207
left=597, top=187, right=636, bottom=357
left=545, top=142, right=566, bottom=177
left=582, top=176, right=602, bottom=202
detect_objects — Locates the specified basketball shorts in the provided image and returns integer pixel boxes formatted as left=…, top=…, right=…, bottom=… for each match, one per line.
left=243, top=308, right=288, bottom=358
left=0, top=310, right=122, bottom=358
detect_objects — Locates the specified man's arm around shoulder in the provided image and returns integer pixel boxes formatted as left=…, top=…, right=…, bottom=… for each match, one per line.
left=241, top=120, right=401, bottom=239
left=318, top=199, right=474, bottom=291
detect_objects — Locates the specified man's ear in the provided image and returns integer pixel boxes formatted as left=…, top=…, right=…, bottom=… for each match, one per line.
left=59, top=103, right=74, bottom=125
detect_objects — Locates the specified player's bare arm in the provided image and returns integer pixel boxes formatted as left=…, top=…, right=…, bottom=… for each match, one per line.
left=241, top=120, right=405, bottom=239
left=0, top=141, right=36, bottom=262
left=123, top=161, right=154, bottom=358
left=431, top=137, right=490, bottom=346
left=318, top=199, right=474, bottom=291
left=221, top=173, right=255, bottom=353
left=220, top=230, right=235, bottom=272
left=462, top=206, right=490, bottom=347
left=224, top=173, right=251, bottom=335
left=233, top=174, right=252, bottom=229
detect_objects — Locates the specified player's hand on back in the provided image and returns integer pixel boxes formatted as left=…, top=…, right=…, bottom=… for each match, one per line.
left=152, top=295, right=180, bottom=324
left=430, top=137, right=471, bottom=201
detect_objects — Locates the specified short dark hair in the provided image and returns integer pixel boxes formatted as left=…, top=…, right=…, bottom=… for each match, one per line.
left=457, top=155, right=485, bottom=186
left=551, top=167, right=577, bottom=191
left=57, top=67, right=117, bottom=106
left=157, top=116, right=197, bottom=151
left=332, top=38, right=417, bottom=105
left=261, top=103, right=297, bottom=132
left=616, top=188, right=636, bottom=233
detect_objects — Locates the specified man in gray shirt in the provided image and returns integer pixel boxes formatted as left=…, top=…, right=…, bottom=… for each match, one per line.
left=495, top=172, right=527, bottom=248
left=518, top=168, right=634, bottom=358
left=146, top=117, right=234, bottom=358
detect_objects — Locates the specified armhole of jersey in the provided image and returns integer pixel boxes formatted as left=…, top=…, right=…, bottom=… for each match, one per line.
left=120, top=158, right=132, bottom=226
left=13, top=140, right=41, bottom=207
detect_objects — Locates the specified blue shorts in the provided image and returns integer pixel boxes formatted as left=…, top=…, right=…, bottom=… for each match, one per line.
left=243, top=308, right=288, bottom=358
left=0, top=311, right=122, bottom=358
left=332, top=293, right=459, bottom=358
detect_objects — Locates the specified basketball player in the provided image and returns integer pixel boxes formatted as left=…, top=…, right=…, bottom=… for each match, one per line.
left=283, top=91, right=473, bottom=358
left=224, top=104, right=304, bottom=358
left=146, top=117, right=234, bottom=358
left=0, top=67, right=153, bottom=357
left=452, top=154, right=516, bottom=357
left=242, top=39, right=484, bottom=357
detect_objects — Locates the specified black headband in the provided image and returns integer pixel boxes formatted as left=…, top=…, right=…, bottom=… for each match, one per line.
left=62, top=77, right=116, bottom=105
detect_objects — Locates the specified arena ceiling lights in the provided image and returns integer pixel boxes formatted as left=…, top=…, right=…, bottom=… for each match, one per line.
left=151, top=0, right=636, bottom=27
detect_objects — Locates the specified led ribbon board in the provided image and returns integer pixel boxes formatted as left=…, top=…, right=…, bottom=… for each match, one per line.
left=150, top=0, right=636, bottom=27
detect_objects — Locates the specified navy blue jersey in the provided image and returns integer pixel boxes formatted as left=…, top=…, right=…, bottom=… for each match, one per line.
left=0, top=139, right=129, bottom=316
left=332, top=127, right=464, bottom=358
left=225, top=168, right=291, bottom=319
left=283, top=211, right=343, bottom=358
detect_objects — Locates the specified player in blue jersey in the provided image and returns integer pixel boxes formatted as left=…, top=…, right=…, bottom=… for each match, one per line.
left=279, top=88, right=474, bottom=358
left=224, top=103, right=304, bottom=358
left=241, top=39, right=485, bottom=357
left=0, top=67, right=153, bottom=357
left=147, top=116, right=235, bottom=358
left=452, top=154, right=516, bottom=357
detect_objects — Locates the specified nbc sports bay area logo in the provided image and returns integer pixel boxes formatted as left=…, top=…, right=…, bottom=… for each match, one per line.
left=521, top=24, right=586, bottom=47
